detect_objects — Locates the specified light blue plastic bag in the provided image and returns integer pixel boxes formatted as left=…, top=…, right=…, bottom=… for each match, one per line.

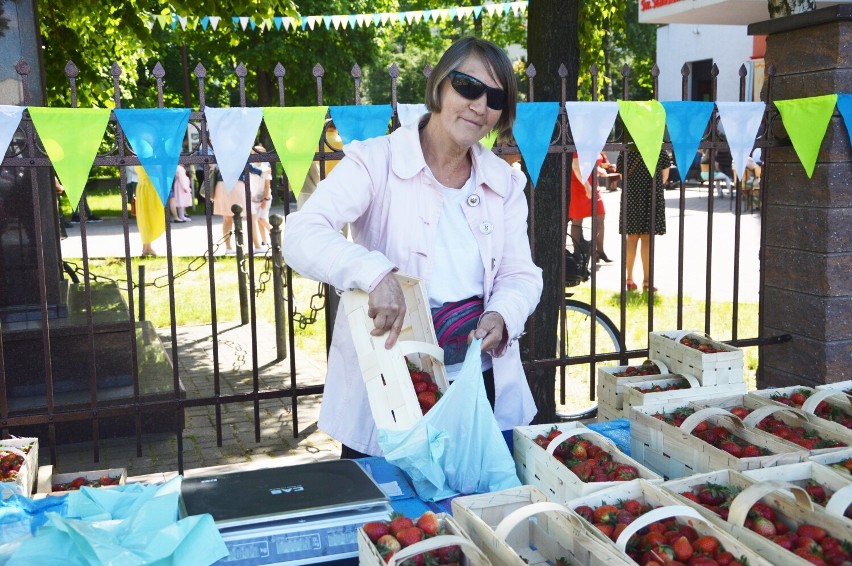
left=378, top=339, right=521, bottom=501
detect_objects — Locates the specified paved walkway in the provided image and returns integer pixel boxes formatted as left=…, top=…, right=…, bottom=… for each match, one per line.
left=48, top=184, right=761, bottom=482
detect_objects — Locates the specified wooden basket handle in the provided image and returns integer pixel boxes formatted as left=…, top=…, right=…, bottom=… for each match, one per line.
left=741, top=404, right=808, bottom=429
left=494, top=501, right=575, bottom=541
left=680, top=373, right=701, bottom=388
left=649, top=359, right=669, bottom=373
left=614, top=505, right=705, bottom=552
left=545, top=428, right=618, bottom=457
left=727, top=480, right=813, bottom=527
left=397, top=341, right=445, bottom=365
left=388, top=535, right=486, bottom=566
left=825, top=483, right=852, bottom=518
left=679, top=407, right=743, bottom=434
left=802, top=389, right=850, bottom=414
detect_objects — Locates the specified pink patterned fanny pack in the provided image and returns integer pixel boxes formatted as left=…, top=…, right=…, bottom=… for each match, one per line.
left=431, top=297, right=484, bottom=366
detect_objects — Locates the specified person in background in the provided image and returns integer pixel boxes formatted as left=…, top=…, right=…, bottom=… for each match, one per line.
left=248, top=145, right=273, bottom=252
left=700, top=149, right=733, bottom=199
left=597, top=151, right=621, bottom=192
left=135, top=166, right=165, bottom=258
left=617, top=148, right=671, bottom=293
left=212, top=166, right=247, bottom=254
left=282, top=36, right=542, bottom=459
left=125, top=164, right=138, bottom=213
left=569, top=152, right=611, bottom=264
left=169, top=164, right=193, bottom=223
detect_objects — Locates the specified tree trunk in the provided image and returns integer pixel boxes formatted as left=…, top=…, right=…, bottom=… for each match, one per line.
left=523, top=1, right=581, bottom=424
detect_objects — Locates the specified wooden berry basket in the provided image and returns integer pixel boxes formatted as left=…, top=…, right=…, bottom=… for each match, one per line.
left=809, top=446, right=852, bottom=481
left=342, top=273, right=449, bottom=431
left=621, top=373, right=746, bottom=418
left=743, top=461, right=852, bottom=517
left=0, top=436, right=39, bottom=498
left=629, top=405, right=808, bottom=480
left=569, top=478, right=772, bottom=566
left=748, top=387, right=852, bottom=438
left=816, top=380, right=852, bottom=401
left=596, top=359, right=668, bottom=416
left=512, top=423, right=661, bottom=503
left=358, top=512, right=490, bottom=566
left=451, top=485, right=633, bottom=566
left=648, top=330, right=744, bottom=386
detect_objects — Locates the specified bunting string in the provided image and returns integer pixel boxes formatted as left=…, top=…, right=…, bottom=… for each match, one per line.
left=143, top=1, right=528, bottom=32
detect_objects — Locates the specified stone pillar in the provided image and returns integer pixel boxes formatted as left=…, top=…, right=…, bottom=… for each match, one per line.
left=749, top=6, right=852, bottom=388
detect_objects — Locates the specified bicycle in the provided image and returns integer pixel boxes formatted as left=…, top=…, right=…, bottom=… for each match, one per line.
left=555, top=233, right=623, bottom=421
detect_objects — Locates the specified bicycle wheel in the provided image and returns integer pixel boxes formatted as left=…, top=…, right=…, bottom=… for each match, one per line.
left=555, top=299, right=623, bottom=421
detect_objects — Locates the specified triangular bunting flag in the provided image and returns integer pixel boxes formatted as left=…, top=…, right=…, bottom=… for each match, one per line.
left=473, top=6, right=483, bottom=18
left=564, top=101, right=619, bottom=182
left=660, top=101, right=715, bottom=175
left=178, top=16, right=187, bottom=30
left=239, top=17, right=250, bottom=30
left=458, top=7, right=472, bottom=19
left=205, top=107, right=264, bottom=194
left=329, top=105, right=392, bottom=145
left=231, top=16, right=239, bottom=29
left=333, top=15, right=344, bottom=29
left=716, top=101, right=766, bottom=180
left=514, top=102, right=560, bottom=188
left=209, top=16, right=220, bottom=30
left=398, top=12, right=407, bottom=24
left=774, top=94, right=837, bottom=178
left=273, top=16, right=283, bottom=29
left=504, top=2, right=512, bottom=15
left=372, top=13, right=381, bottom=26
left=381, top=12, right=392, bottom=25
left=170, top=15, right=178, bottom=29
left=263, top=106, right=329, bottom=198
left=323, top=15, right=332, bottom=29
left=397, top=103, right=428, bottom=129
left=0, top=106, right=25, bottom=159
left=282, top=17, right=293, bottom=31
left=187, top=16, right=198, bottom=30
left=157, top=14, right=170, bottom=29
left=113, top=108, right=191, bottom=206
left=423, top=10, right=433, bottom=21
left=481, top=130, right=499, bottom=150
left=485, top=4, right=499, bottom=16
left=144, top=16, right=155, bottom=30
left=28, top=108, right=111, bottom=211
left=617, top=100, right=667, bottom=175
left=449, top=8, right=458, bottom=20
left=431, top=10, right=443, bottom=22
left=836, top=94, right=852, bottom=149
left=348, top=15, right=357, bottom=28
left=249, top=18, right=257, bottom=31
left=300, top=16, right=307, bottom=30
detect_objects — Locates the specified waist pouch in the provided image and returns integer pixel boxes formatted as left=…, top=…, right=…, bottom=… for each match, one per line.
left=431, top=297, right=484, bottom=366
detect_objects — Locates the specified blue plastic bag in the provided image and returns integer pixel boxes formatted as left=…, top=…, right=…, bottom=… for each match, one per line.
left=378, top=339, right=521, bottom=501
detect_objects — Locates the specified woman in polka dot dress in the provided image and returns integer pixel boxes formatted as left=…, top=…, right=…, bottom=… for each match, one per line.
left=616, top=148, right=671, bottom=292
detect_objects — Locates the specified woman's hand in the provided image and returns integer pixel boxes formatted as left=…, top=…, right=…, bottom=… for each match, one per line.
left=472, top=311, right=505, bottom=352
left=368, top=272, right=406, bottom=349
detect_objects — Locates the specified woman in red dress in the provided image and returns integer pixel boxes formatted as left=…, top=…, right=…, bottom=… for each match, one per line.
left=568, top=152, right=611, bottom=263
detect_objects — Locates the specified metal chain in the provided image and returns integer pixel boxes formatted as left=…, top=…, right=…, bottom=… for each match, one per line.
left=292, top=281, right=326, bottom=330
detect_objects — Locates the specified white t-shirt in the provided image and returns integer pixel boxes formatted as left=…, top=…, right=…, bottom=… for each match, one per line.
left=426, top=169, right=491, bottom=379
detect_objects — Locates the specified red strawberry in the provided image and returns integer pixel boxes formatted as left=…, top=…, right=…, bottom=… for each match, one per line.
left=719, top=440, right=743, bottom=458
left=395, top=526, right=423, bottom=548
left=790, top=391, right=808, bottom=406
left=730, top=406, right=752, bottom=419
left=437, top=544, right=461, bottom=563
left=797, top=524, right=826, bottom=542
left=376, top=534, right=401, bottom=559
left=592, top=504, right=619, bottom=524
left=622, top=499, right=644, bottom=516
left=389, top=514, right=415, bottom=537
left=751, top=516, right=777, bottom=538
left=672, top=536, right=693, bottom=561
left=70, top=476, right=87, bottom=489
left=415, top=511, right=439, bottom=536
left=750, top=502, right=776, bottom=522
left=741, top=444, right=763, bottom=458
left=416, top=391, right=437, bottom=412
left=362, top=521, right=390, bottom=543
left=804, top=481, right=827, bottom=505
left=574, top=505, right=594, bottom=522
left=692, top=535, right=720, bottom=555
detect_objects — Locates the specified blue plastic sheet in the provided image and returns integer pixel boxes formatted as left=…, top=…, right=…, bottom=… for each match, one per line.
left=1, top=476, right=228, bottom=566
left=378, top=339, right=521, bottom=502
left=588, top=418, right=631, bottom=456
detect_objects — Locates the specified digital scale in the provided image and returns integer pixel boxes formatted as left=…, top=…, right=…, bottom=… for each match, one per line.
left=181, top=459, right=391, bottom=565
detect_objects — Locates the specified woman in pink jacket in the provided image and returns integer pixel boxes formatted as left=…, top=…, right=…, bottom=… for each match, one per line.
left=282, top=37, right=543, bottom=458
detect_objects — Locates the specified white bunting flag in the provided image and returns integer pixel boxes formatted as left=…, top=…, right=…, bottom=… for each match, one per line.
left=564, top=101, right=620, bottom=183
left=209, top=16, right=220, bottom=30
left=380, top=12, right=391, bottom=25
left=715, top=102, right=766, bottom=180
left=205, top=107, right=264, bottom=194
left=0, top=106, right=24, bottom=161
left=397, top=104, right=429, bottom=129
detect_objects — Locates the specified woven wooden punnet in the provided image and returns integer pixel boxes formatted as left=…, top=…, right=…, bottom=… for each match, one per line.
left=816, top=379, right=852, bottom=400
left=341, top=273, right=449, bottom=431
left=512, top=422, right=661, bottom=503
left=569, top=478, right=772, bottom=566
left=629, top=405, right=808, bottom=480
left=748, top=387, right=852, bottom=438
left=648, top=330, right=744, bottom=386
left=620, top=373, right=746, bottom=418
left=358, top=513, right=490, bottom=566
left=0, top=437, right=39, bottom=498
left=451, top=485, right=633, bottom=566
left=744, top=461, right=852, bottom=517
left=809, top=446, right=852, bottom=482
left=39, top=466, right=128, bottom=495
left=596, top=360, right=668, bottom=417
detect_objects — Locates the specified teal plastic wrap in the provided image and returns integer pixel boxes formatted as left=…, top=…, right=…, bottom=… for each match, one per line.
left=588, top=418, right=631, bottom=456
left=5, top=476, right=228, bottom=566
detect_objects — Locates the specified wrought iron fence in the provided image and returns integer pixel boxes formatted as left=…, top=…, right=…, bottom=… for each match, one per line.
left=0, top=55, right=787, bottom=473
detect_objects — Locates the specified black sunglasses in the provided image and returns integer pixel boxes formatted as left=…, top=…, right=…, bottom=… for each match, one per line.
left=447, top=70, right=506, bottom=111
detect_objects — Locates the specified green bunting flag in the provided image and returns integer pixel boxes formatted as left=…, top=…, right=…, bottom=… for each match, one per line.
left=27, top=107, right=111, bottom=211
left=481, top=130, right=498, bottom=150
left=774, top=94, right=838, bottom=178
left=263, top=106, right=330, bottom=197
left=617, top=100, right=667, bottom=176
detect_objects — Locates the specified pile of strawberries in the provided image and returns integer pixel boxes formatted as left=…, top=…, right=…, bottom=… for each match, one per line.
left=828, top=458, right=852, bottom=478
left=636, top=379, right=691, bottom=394
left=406, top=359, right=441, bottom=415
left=680, top=483, right=852, bottom=564
left=52, top=475, right=121, bottom=492
left=679, top=335, right=727, bottom=353
left=532, top=426, right=639, bottom=482
left=579, top=497, right=748, bottom=566
left=651, top=406, right=698, bottom=427
left=362, top=511, right=460, bottom=564
left=741, top=407, right=848, bottom=451
left=770, top=389, right=852, bottom=430
left=691, top=422, right=770, bottom=459
left=614, top=360, right=662, bottom=378
left=0, top=443, right=33, bottom=482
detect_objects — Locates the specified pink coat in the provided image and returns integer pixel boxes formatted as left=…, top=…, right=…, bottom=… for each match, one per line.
left=282, top=125, right=542, bottom=455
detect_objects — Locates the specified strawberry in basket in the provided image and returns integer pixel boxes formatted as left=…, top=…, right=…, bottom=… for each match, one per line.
left=624, top=516, right=746, bottom=566
left=678, top=482, right=742, bottom=520
left=651, top=406, right=698, bottom=427
left=362, top=511, right=460, bottom=565
left=692, top=424, right=770, bottom=458
left=771, top=389, right=852, bottom=430
left=679, top=335, right=726, bottom=353
left=574, top=499, right=654, bottom=543
left=636, top=379, right=691, bottom=394
left=752, top=414, right=847, bottom=451
left=534, top=427, right=639, bottom=482
left=613, top=360, right=662, bottom=378
left=406, top=358, right=442, bottom=415
left=0, top=442, right=32, bottom=482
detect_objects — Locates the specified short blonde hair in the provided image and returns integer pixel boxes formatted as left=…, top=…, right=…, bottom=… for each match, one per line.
left=425, top=37, right=517, bottom=143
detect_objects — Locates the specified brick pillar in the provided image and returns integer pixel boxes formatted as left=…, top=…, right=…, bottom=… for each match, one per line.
left=749, top=6, right=852, bottom=388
